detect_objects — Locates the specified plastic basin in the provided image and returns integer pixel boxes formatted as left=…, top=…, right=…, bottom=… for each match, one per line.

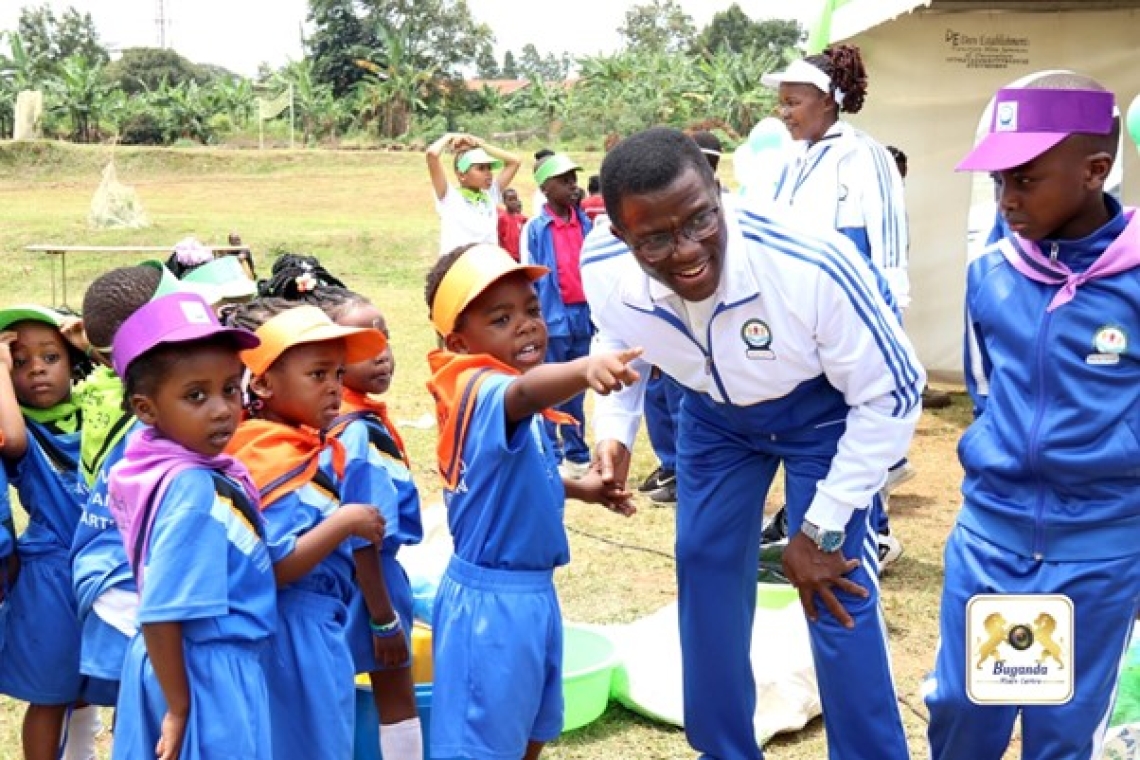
left=561, top=624, right=617, bottom=732
left=757, top=582, right=799, bottom=610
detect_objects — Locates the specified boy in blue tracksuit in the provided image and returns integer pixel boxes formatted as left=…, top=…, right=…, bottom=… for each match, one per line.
left=924, top=75, right=1140, bottom=759
left=520, top=154, right=595, bottom=476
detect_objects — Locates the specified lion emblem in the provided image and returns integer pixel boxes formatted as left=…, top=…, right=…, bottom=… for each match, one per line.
left=976, top=612, right=1009, bottom=669
left=1033, top=613, right=1065, bottom=669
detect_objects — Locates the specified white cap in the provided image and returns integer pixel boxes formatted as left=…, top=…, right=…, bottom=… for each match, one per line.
left=761, top=59, right=831, bottom=94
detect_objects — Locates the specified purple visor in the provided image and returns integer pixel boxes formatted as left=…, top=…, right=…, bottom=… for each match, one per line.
left=112, top=292, right=259, bottom=378
left=957, top=87, right=1115, bottom=172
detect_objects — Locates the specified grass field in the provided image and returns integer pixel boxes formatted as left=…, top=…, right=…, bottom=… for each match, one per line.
left=0, top=140, right=1002, bottom=759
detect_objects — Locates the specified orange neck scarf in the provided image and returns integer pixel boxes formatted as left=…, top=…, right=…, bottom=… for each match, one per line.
left=339, top=387, right=410, bottom=467
left=226, top=419, right=345, bottom=509
left=426, top=349, right=574, bottom=488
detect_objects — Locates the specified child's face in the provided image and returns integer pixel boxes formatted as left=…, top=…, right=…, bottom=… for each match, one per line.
left=543, top=171, right=580, bottom=211
left=503, top=190, right=522, bottom=214
left=255, top=340, right=346, bottom=429
left=459, top=163, right=494, bottom=191
left=337, top=304, right=394, bottom=396
left=446, top=273, right=547, bottom=373
left=133, top=346, right=244, bottom=457
left=10, top=322, right=72, bottom=409
left=994, top=138, right=1110, bottom=241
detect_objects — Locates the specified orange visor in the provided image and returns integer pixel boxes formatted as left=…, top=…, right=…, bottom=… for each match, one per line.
left=430, top=244, right=547, bottom=336
left=240, top=305, right=387, bottom=376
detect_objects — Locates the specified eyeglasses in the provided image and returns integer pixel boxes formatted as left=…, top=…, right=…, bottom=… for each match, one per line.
left=627, top=205, right=721, bottom=263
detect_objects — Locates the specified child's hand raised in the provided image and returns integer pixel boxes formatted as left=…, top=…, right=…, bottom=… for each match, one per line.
left=339, top=504, right=386, bottom=546
left=585, top=347, right=643, bottom=394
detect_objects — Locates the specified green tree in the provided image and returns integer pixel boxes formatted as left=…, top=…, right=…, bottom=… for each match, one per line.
left=475, top=43, right=499, bottom=79
left=306, top=0, right=370, bottom=97
left=696, top=6, right=802, bottom=59
left=619, top=0, right=696, bottom=54
left=359, top=0, right=492, bottom=77
left=103, top=47, right=203, bottom=95
left=501, top=50, right=518, bottom=79
left=17, top=5, right=108, bottom=71
left=44, top=53, right=113, bottom=142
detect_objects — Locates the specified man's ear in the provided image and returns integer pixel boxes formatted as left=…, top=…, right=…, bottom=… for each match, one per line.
left=1086, top=152, right=1114, bottom=190
left=248, top=373, right=273, bottom=402
left=130, top=394, right=158, bottom=426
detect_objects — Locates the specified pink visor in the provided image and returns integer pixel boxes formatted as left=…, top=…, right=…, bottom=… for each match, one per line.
left=957, top=87, right=1115, bottom=172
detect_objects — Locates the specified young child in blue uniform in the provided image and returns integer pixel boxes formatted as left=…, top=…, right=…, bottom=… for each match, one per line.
left=925, top=74, right=1140, bottom=759
left=226, top=300, right=390, bottom=760
left=105, top=292, right=273, bottom=760
left=0, top=305, right=89, bottom=760
left=424, top=243, right=640, bottom=760
left=71, top=263, right=184, bottom=712
left=310, top=285, right=426, bottom=760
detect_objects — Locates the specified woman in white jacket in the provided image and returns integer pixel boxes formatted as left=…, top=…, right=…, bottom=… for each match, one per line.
left=761, top=44, right=911, bottom=568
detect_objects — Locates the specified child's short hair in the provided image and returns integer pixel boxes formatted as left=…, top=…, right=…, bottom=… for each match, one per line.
left=259, top=253, right=347, bottom=300
left=82, top=265, right=163, bottom=350
left=587, top=175, right=601, bottom=195
left=223, top=297, right=295, bottom=333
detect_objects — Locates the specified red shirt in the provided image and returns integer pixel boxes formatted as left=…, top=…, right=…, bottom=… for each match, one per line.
left=547, top=205, right=586, bottom=304
left=580, top=195, right=606, bottom=222
left=497, top=208, right=527, bottom=261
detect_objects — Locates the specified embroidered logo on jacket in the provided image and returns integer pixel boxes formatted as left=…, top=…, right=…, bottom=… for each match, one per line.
left=741, top=318, right=775, bottom=360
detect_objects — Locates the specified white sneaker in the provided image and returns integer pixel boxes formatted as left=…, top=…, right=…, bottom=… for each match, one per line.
left=883, top=462, right=916, bottom=496
left=558, top=461, right=590, bottom=480
left=877, top=530, right=904, bottom=572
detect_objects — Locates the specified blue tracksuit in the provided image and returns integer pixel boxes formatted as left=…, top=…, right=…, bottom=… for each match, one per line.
left=582, top=204, right=923, bottom=759
left=645, top=370, right=682, bottom=472
left=926, top=197, right=1140, bottom=759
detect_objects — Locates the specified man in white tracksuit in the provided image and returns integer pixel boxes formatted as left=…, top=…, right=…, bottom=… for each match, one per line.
left=583, top=127, right=924, bottom=759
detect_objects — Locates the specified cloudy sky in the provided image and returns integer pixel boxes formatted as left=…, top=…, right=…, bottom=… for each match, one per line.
left=0, top=0, right=821, bottom=77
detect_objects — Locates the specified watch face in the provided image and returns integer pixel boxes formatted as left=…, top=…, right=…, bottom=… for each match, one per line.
left=819, top=531, right=845, bottom=553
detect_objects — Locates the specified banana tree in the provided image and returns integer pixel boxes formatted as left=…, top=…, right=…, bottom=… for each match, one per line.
left=43, top=54, right=113, bottom=142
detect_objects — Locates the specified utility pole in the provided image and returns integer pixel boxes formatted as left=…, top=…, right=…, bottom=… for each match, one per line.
left=155, top=0, right=170, bottom=49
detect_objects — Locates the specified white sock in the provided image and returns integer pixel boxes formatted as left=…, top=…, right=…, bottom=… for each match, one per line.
left=60, top=705, right=101, bottom=760
left=379, top=717, right=423, bottom=760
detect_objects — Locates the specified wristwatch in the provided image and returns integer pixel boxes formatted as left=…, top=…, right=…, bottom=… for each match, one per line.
left=800, top=519, right=845, bottom=553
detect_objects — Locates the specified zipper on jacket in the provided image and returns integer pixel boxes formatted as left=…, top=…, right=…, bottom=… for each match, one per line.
left=1025, top=303, right=1053, bottom=560
left=1049, top=242, right=1059, bottom=262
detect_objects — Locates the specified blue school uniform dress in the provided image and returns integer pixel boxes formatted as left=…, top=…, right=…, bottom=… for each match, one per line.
left=71, top=421, right=142, bottom=706
left=229, top=420, right=366, bottom=760
left=427, top=351, right=571, bottom=760
left=581, top=206, right=923, bottom=760
left=0, top=419, right=86, bottom=705
left=925, top=198, right=1140, bottom=760
left=0, top=470, right=14, bottom=653
left=112, top=468, right=277, bottom=760
left=334, top=402, right=423, bottom=673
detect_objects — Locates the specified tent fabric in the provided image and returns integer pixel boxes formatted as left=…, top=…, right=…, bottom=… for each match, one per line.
left=812, top=4, right=1140, bottom=379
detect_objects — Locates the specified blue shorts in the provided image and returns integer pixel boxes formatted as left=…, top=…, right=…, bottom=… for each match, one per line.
left=0, top=550, right=82, bottom=704
left=265, top=588, right=354, bottom=760
left=113, top=636, right=272, bottom=760
left=347, top=549, right=414, bottom=673
left=431, top=556, right=563, bottom=760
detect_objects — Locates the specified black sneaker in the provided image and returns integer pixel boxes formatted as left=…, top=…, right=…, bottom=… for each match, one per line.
left=760, top=507, right=789, bottom=547
left=639, top=467, right=675, bottom=494
left=647, top=479, right=677, bottom=505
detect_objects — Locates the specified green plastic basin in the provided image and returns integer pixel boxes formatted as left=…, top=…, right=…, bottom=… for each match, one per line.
left=562, top=624, right=617, bottom=732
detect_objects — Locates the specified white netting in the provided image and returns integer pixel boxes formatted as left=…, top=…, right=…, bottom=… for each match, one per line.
left=88, top=160, right=149, bottom=230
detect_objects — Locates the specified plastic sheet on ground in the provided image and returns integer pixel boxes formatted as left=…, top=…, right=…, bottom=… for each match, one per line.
left=88, top=160, right=149, bottom=230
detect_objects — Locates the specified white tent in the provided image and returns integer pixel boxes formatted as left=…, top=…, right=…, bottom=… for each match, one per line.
left=809, top=0, right=1140, bottom=380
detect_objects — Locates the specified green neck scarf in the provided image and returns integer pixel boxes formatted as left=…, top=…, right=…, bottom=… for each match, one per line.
left=21, top=399, right=80, bottom=434
left=74, top=366, right=133, bottom=485
left=459, top=186, right=488, bottom=205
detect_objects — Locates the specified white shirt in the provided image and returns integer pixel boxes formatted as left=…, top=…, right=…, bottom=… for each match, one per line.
left=580, top=201, right=925, bottom=530
left=435, top=183, right=503, bottom=257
